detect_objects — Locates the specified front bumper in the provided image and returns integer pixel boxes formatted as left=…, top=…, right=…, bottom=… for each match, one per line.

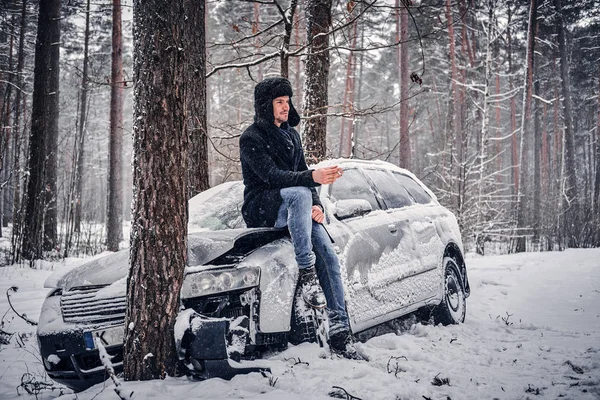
left=38, top=329, right=123, bottom=392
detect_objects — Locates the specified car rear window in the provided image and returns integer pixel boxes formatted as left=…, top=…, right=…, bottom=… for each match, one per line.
left=330, top=168, right=380, bottom=210
left=362, top=169, right=413, bottom=209
left=391, top=172, right=433, bottom=204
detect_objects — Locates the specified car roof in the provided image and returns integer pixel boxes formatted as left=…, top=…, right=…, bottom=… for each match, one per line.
left=313, top=158, right=438, bottom=202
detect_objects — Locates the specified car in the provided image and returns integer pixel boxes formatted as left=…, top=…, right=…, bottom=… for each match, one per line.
left=37, top=159, right=470, bottom=391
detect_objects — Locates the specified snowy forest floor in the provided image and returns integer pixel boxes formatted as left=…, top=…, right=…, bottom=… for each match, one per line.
left=0, top=247, right=599, bottom=400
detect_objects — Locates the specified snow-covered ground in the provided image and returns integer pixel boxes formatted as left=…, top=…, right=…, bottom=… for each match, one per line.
left=1, top=248, right=599, bottom=400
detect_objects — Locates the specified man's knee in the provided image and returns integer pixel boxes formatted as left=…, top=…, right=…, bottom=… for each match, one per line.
left=280, top=186, right=312, bottom=204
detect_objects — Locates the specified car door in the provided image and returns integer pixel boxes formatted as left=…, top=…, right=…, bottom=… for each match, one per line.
left=326, top=167, right=415, bottom=331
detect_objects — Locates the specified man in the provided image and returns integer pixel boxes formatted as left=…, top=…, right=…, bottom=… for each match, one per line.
left=239, top=77, right=357, bottom=357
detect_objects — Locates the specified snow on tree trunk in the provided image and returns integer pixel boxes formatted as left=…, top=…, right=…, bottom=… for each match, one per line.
left=302, top=0, right=332, bottom=163
left=22, top=0, right=60, bottom=260
left=107, top=0, right=124, bottom=252
left=124, top=0, right=190, bottom=381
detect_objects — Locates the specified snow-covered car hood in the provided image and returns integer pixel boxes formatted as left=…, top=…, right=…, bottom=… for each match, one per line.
left=50, top=227, right=285, bottom=291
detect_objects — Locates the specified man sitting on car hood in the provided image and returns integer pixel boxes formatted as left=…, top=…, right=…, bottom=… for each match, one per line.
left=239, top=76, right=358, bottom=358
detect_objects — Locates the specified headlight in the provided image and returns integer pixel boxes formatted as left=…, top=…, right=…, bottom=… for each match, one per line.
left=47, top=288, right=63, bottom=297
left=182, top=266, right=260, bottom=298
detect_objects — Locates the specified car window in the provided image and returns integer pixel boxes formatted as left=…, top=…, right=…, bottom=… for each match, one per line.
left=391, top=172, right=433, bottom=204
left=188, top=182, right=246, bottom=231
left=330, top=168, right=380, bottom=210
left=362, top=169, right=413, bottom=209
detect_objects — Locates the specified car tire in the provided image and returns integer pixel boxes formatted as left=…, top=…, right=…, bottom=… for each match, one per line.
left=433, top=257, right=466, bottom=325
left=289, top=298, right=320, bottom=345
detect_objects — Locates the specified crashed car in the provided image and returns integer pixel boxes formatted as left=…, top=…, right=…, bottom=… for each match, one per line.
left=37, top=159, right=470, bottom=391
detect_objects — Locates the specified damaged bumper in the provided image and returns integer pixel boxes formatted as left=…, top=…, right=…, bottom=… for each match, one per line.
left=179, top=313, right=270, bottom=380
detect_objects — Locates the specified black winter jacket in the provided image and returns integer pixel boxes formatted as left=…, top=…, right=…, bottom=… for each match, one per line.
left=240, top=120, right=322, bottom=228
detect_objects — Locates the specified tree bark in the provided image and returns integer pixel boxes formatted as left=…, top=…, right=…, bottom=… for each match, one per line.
left=553, top=0, right=579, bottom=248
left=106, top=0, right=124, bottom=252
left=22, top=0, right=60, bottom=260
left=594, top=67, right=600, bottom=245
left=302, top=0, right=332, bottom=163
left=125, top=0, right=190, bottom=381
left=185, top=0, right=209, bottom=199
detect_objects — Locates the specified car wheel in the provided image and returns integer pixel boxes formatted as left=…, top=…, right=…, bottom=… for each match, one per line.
left=289, top=298, right=322, bottom=345
left=433, top=257, right=466, bottom=325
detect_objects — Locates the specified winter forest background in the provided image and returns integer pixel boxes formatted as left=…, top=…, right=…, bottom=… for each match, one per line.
left=0, top=0, right=599, bottom=264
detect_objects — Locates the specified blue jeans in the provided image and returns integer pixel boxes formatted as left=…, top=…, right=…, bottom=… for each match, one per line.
left=275, top=187, right=350, bottom=335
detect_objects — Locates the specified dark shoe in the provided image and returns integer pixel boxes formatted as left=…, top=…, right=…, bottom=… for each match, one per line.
left=297, top=267, right=327, bottom=309
left=329, top=330, right=364, bottom=360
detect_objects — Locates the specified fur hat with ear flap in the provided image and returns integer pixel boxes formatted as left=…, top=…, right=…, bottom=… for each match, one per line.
left=253, top=77, right=301, bottom=127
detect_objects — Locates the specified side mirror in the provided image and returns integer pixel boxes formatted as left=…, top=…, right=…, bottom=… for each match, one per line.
left=333, top=199, right=372, bottom=220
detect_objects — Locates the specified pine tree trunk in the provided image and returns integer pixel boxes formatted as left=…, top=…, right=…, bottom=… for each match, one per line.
left=124, top=0, right=189, bottom=381
left=507, top=5, right=519, bottom=199
left=107, top=0, right=124, bottom=252
left=74, top=0, right=90, bottom=233
left=445, top=0, right=462, bottom=212
left=514, top=0, right=536, bottom=253
left=594, top=68, right=600, bottom=245
left=533, top=30, right=542, bottom=242
left=22, top=0, right=60, bottom=260
left=398, top=3, right=410, bottom=169
left=280, top=0, right=298, bottom=78
left=10, top=0, right=27, bottom=261
left=185, top=0, right=209, bottom=199
left=0, top=18, right=15, bottom=235
left=553, top=0, right=579, bottom=248
left=339, top=11, right=358, bottom=158
left=302, top=0, right=332, bottom=163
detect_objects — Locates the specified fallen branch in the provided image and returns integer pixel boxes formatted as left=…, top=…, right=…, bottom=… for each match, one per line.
left=95, top=337, right=133, bottom=400
left=17, top=373, right=62, bottom=397
left=7, top=287, right=37, bottom=326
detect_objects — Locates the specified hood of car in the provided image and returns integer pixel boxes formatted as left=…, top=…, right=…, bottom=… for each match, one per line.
left=53, top=227, right=287, bottom=291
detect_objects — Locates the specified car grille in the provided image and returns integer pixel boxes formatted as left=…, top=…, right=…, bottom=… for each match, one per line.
left=61, top=286, right=126, bottom=326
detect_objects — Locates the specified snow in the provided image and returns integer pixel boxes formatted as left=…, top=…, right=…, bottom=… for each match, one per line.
left=1, top=249, right=599, bottom=399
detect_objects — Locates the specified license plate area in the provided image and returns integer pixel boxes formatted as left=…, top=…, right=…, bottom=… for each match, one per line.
left=84, top=326, right=124, bottom=350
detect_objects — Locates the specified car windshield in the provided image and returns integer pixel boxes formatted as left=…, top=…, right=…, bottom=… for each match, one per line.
left=188, top=181, right=246, bottom=231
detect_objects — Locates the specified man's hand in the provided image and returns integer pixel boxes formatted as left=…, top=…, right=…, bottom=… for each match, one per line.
left=312, top=165, right=343, bottom=185
left=312, top=205, right=325, bottom=224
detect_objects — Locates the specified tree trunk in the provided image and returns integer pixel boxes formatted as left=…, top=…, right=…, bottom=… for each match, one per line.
left=185, top=0, right=209, bottom=199
left=594, top=68, right=600, bottom=245
left=553, top=0, right=579, bottom=248
left=514, top=0, right=536, bottom=253
left=302, top=0, right=332, bottom=163
left=10, top=0, right=28, bottom=262
left=339, top=8, right=358, bottom=158
left=22, top=0, right=60, bottom=260
left=107, top=0, right=124, bottom=252
left=398, top=3, right=410, bottom=169
left=75, top=0, right=91, bottom=233
left=0, top=17, right=15, bottom=235
left=125, top=0, right=190, bottom=381
left=533, top=25, right=542, bottom=242
left=445, top=0, right=461, bottom=212
left=507, top=7, right=519, bottom=198
left=280, top=0, right=298, bottom=78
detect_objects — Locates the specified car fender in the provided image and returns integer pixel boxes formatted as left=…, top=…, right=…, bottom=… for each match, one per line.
left=238, top=238, right=298, bottom=334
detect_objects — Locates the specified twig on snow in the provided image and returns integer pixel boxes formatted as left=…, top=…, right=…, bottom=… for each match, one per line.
left=431, top=373, right=450, bottom=386
left=329, top=386, right=362, bottom=400
left=6, top=287, right=37, bottom=326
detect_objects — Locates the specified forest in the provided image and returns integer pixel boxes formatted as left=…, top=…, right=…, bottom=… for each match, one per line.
left=0, top=0, right=599, bottom=264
